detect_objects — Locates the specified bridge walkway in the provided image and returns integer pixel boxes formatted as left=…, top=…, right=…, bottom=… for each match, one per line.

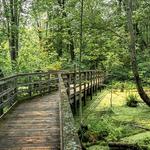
left=0, top=92, right=60, bottom=150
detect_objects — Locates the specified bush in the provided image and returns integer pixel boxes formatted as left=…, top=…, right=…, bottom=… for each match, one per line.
left=126, top=94, right=138, bottom=107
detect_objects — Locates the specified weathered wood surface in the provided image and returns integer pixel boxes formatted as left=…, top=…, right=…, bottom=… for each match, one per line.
left=0, top=92, right=60, bottom=150
left=0, top=70, right=105, bottom=150
left=59, top=74, right=82, bottom=150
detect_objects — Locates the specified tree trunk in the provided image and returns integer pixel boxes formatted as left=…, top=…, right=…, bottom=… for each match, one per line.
left=10, top=0, right=20, bottom=63
left=57, top=0, right=75, bottom=60
left=68, top=29, right=75, bottom=61
left=2, top=0, right=21, bottom=67
left=126, top=0, right=150, bottom=106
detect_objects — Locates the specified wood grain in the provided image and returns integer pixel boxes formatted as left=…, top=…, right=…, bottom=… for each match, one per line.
left=0, top=92, right=60, bottom=150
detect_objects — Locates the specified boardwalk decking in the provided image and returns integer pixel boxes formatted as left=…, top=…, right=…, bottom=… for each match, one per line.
left=0, top=92, right=60, bottom=150
left=0, top=70, right=103, bottom=149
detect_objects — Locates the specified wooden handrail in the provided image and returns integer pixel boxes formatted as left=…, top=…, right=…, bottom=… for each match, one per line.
left=0, top=71, right=59, bottom=118
left=0, top=70, right=105, bottom=118
left=58, top=70, right=105, bottom=149
left=0, top=70, right=105, bottom=149
left=59, top=74, right=82, bottom=150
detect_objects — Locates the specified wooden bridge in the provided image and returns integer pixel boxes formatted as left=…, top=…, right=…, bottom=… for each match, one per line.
left=0, top=70, right=104, bottom=150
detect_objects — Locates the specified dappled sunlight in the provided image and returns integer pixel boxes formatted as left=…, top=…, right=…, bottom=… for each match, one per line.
left=95, top=90, right=140, bottom=110
left=96, top=91, right=127, bottom=110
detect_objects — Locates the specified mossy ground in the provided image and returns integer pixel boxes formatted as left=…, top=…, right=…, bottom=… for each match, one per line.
left=75, top=88, right=150, bottom=150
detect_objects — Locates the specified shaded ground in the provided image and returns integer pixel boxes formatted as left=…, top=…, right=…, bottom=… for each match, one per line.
left=75, top=89, right=150, bottom=150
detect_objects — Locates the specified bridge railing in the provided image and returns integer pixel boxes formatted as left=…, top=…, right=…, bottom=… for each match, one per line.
left=0, top=70, right=105, bottom=149
left=0, top=71, right=59, bottom=118
left=59, top=70, right=105, bottom=150
left=59, top=74, right=82, bottom=150
left=61, top=70, right=105, bottom=114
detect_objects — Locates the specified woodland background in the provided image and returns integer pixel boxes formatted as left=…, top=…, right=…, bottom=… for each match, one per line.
left=0, top=0, right=150, bottom=81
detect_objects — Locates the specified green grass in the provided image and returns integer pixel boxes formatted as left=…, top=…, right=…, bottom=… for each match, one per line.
left=75, top=88, right=150, bottom=149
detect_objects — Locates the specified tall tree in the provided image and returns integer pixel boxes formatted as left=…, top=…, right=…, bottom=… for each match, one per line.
left=126, top=0, right=150, bottom=106
left=2, top=0, right=22, bottom=65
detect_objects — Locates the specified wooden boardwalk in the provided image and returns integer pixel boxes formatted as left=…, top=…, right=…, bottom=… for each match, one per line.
left=0, top=92, right=60, bottom=150
left=0, top=70, right=104, bottom=149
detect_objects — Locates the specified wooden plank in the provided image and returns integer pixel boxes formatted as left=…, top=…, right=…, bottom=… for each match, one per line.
left=0, top=92, right=60, bottom=149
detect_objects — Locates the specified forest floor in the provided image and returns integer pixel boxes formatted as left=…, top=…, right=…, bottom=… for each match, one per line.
left=75, top=88, right=150, bottom=150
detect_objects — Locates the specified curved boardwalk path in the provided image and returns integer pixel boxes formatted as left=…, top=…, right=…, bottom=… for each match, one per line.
left=0, top=92, right=60, bottom=150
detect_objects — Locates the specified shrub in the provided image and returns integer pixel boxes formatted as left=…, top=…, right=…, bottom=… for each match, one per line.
left=126, top=94, right=138, bottom=107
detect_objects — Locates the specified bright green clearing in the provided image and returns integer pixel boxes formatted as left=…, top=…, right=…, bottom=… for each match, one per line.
left=75, top=89, right=150, bottom=150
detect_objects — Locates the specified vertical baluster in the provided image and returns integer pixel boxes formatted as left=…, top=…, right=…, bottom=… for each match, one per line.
left=0, top=83, right=3, bottom=115
left=90, top=71, right=93, bottom=100
left=73, top=71, right=77, bottom=114
left=83, top=71, right=87, bottom=105
left=0, top=100, right=3, bottom=115
left=9, top=78, right=13, bottom=106
left=98, top=71, right=100, bottom=89
left=67, top=74, right=71, bottom=101
left=15, top=76, right=18, bottom=100
left=28, top=75, right=32, bottom=97
left=48, top=73, right=51, bottom=93
left=39, top=74, right=42, bottom=94
left=93, top=71, right=95, bottom=93
left=96, top=70, right=98, bottom=92
left=87, top=72, right=89, bottom=95
left=99, top=71, right=101, bottom=90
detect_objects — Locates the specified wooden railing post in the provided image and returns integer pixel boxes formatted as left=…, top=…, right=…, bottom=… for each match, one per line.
left=83, top=71, right=87, bottom=105
left=0, top=84, right=3, bottom=115
left=14, top=76, right=18, bottom=101
left=28, top=75, right=32, bottom=97
left=99, top=71, right=101, bottom=90
left=48, top=73, right=51, bottom=93
left=100, top=73, right=102, bottom=88
left=90, top=71, right=93, bottom=100
left=73, top=72, right=77, bottom=114
left=96, top=70, right=98, bottom=92
left=0, top=100, right=3, bottom=115
left=0, top=81, right=5, bottom=115
left=39, top=74, right=42, bottom=94
left=97, top=71, right=99, bottom=89
left=67, top=74, right=71, bottom=101
left=93, top=71, right=95, bottom=93
left=87, top=71, right=90, bottom=95
left=10, top=78, right=16, bottom=105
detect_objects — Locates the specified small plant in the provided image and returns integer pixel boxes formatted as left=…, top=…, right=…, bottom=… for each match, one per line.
left=126, top=94, right=138, bottom=107
left=120, top=83, right=124, bottom=92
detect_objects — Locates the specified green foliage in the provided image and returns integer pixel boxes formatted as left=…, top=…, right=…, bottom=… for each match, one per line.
left=109, top=81, right=136, bottom=90
left=75, top=89, right=150, bottom=149
left=0, top=0, right=149, bottom=84
left=0, top=42, right=12, bottom=75
left=126, top=94, right=139, bottom=107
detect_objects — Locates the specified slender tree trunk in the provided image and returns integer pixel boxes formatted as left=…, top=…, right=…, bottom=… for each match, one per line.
left=79, top=0, right=84, bottom=123
left=2, top=0, right=21, bottom=66
left=32, top=1, right=43, bottom=49
left=56, top=0, right=64, bottom=57
left=57, top=0, right=75, bottom=60
left=126, top=0, right=150, bottom=106
left=10, top=0, right=20, bottom=63
left=68, top=29, right=75, bottom=61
